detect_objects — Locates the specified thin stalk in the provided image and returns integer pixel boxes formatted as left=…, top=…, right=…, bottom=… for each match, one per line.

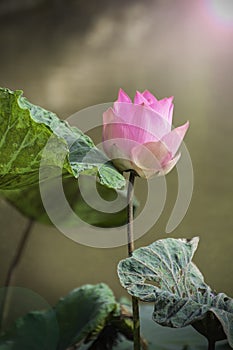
left=0, top=219, right=34, bottom=331
left=208, top=339, right=215, bottom=350
left=127, top=171, right=141, bottom=350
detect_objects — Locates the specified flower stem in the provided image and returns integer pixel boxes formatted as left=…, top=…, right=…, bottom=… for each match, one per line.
left=0, top=219, right=34, bottom=332
left=208, top=339, right=215, bottom=350
left=127, top=171, right=141, bottom=350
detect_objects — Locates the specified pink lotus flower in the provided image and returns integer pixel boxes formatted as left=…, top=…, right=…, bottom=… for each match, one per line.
left=103, top=89, right=189, bottom=178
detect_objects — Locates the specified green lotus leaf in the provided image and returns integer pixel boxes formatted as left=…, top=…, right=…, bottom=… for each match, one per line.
left=0, top=284, right=117, bottom=350
left=118, top=237, right=233, bottom=348
left=0, top=87, right=134, bottom=227
left=0, top=87, right=125, bottom=190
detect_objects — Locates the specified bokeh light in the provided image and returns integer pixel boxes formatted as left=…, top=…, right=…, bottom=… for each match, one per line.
left=206, top=0, right=233, bottom=25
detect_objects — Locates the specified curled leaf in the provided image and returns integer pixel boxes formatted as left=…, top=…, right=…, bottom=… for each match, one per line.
left=118, top=237, right=233, bottom=347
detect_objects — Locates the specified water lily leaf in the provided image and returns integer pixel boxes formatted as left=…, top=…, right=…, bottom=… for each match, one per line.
left=0, top=284, right=117, bottom=350
left=0, top=87, right=125, bottom=190
left=117, top=237, right=233, bottom=348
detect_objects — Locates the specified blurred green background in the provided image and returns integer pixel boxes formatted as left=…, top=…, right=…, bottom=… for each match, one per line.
left=0, top=0, right=233, bottom=314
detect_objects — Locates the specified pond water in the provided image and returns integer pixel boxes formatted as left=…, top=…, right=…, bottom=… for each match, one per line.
left=0, top=0, right=233, bottom=311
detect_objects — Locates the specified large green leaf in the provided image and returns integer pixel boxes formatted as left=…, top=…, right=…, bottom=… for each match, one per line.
left=0, top=284, right=117, bottom=350
left=55, top=284, right=117, bottom=349
left=0, top=87, right=125, bottom=190
left=0, top=87, right=131, bottom=226
left=118, top=237, right=233, bottom=348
